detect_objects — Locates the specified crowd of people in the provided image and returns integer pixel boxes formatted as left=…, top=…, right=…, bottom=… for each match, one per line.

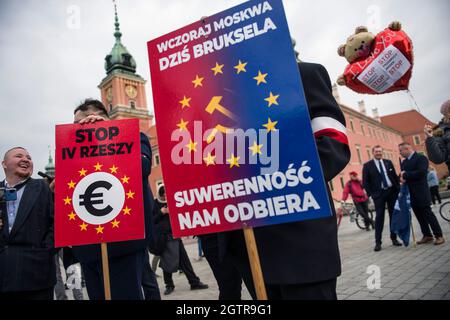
left=0, top=62, right=447, bottom=300
left=342, top=143, right=446, bottom=252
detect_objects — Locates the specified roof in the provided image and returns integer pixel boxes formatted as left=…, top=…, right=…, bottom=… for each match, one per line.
left=380, top=110, right=437, bottom=135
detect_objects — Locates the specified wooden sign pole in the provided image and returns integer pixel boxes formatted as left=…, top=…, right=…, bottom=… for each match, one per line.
left=243, top=227, right=268, bottom=300
left=101, top=243, right=112, bottom=300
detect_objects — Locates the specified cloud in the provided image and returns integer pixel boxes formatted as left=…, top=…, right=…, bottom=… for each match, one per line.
left=0, top=0, right=449, bottom=180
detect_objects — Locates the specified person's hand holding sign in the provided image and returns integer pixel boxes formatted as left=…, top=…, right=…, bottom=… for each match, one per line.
left=77, top=114, right=107, bottom=125
left=161, top=207, right=169, bottom=215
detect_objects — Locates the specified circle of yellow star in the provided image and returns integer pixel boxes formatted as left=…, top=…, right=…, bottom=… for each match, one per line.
left=67, top=180, right=76, bottom=189
left=109, top=165, right=118, bottom=174
left=95, top=225, right=104, bottom=234
left=249, top=141, right=263, bottom=155
left=179, top=96, right=191, bottom=109
left=68, top=212, right=76, bottom=220
left=263, top=118, right=278, bottom=132
left=78, top=168, right=87, bottom=177
left=177, top=119, right=189, bottom=132
left=211, top=62, right=224, bottom=75
left=203, top=153, right=216, bottom=166
left=79, top=222, right=88, bottom=231
left=265, top=92, right=280, bottom=107
left=126, top=190, right=135, bottom=199
left=254, top=71, right=268, bottom=85
left=186, top=139, right=198, bottom=153
left=227, top=154, right=240, bottom=168
left=94, top=162, right=103, bottom=171
left=63, top=196, right=72, bottom=205
left=234, top=60, right=248, bottom=74
left=192, top=75, right=204, bottom=88
left=123, top=206, right=132, bottom=215
left=121, top=175, right=130, bottom=184
left=111, top=220, right=120, bottom=228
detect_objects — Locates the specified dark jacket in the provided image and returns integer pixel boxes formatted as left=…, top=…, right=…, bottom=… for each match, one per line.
left=219, top=62, right=351, bottom=285
left=149, top=199, right=171, bottom=255
left=425, top=122, right=450, bottom=171
left=72, top=133, right=155, bottom=263
left=401, top=152, right=432, bottom=207
left=0, top=178, right=56, bottom=292
left=362, top=159, right=400, bottom=200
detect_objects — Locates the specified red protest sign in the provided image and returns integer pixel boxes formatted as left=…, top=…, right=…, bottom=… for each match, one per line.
left=54, top=119, right=145, bottom=247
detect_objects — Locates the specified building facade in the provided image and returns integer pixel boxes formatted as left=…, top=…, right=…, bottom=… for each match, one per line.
left=380, top=110, right=449, bottom=179
left=329, top=85, right=404, bottom=201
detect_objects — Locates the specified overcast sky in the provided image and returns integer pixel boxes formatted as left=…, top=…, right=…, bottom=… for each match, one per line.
left=0, top=0, right=449, bottom=180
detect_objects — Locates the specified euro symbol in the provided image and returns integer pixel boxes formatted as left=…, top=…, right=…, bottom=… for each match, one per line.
left=205, top=96, right=238, bottom=143
left=79, top=180, right=113, bottom=217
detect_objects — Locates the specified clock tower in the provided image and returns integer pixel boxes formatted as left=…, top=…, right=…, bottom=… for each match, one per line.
left=98, top=2, right=152, bottom=136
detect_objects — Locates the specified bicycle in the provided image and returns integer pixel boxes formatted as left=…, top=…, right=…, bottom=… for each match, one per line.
left=439, top=201, right=450, bottom=222
left=339, top=202, right=375, bottom=230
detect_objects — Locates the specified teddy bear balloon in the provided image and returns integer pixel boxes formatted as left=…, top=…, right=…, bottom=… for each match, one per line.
left=337, top=21, right=414, bottom=95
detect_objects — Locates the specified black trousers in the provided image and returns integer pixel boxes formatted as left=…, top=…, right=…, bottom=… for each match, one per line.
left=142, top=251, right=161, bottom=300
left=374, top=187, right=399, bottom=244
left=0, top=287, right=54, bottom=300
left=201, top=236, right=243, bottom=300
left=163, top=241, right=200, bottom=288
left=240, top=272, right=337, bottom=300
left=411, top=205, right=443, bottom=238
left=354, top=201, right=373, bottom=227
left=429, top=186, right=442, bottom=205
left=81, top=250, right=146, bottom=300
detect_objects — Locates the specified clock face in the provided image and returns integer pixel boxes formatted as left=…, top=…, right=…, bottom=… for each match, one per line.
left=125, top=85, right=137, bottom=99
left=106, top=87, right=113, bottom=102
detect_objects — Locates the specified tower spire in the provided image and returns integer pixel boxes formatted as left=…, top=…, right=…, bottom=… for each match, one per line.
left=113, top=0, right=122, bottom=42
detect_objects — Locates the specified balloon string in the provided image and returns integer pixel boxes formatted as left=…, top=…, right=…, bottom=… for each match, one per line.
left=407, top=89, right=421, bottom=113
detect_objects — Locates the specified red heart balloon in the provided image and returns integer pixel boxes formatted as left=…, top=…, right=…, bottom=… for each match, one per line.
left=342, top=28, right=414, bottom=95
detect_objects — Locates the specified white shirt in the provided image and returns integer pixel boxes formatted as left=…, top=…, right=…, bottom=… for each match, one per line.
left=375, top=159, right=393, bottom=189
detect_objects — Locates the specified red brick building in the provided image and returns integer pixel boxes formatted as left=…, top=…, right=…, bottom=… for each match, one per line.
left=380, top=110, right=448, bottom=179
left=329, top=85, right=404, bottom=201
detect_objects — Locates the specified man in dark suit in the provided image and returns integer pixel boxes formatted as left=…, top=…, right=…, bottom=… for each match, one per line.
left=0, top=147, right=56, bottom=299
left=218, top=62, right=351, bottom=300
left=363, top=145, right=402, bottom=251
left=70, top=99, right=158, bottom=299
left=399, top=142, right=445, bottom=245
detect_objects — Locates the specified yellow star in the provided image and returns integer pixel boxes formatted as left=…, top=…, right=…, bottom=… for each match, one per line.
left=78, top=168, right=87, bottom=177
left=67, top=180, right=76, bottom=189
left=126, top=190, right=135, bottom=199
left=68, top=212, right=76, bottom=220
left=203, top=153, right=216, bottom=166
left=95, top=225, right=104, bottom=234
left=176, top=119, right=189, bottom=132
left=265, top=92, right=280, bottom=107
left=179, top=96, right=191, bottom=109
left=254, top=71, right=268, bottom=85
left=192, top=75, right=204, bottom=88
left=109, top=165, right=118, bottom=174
left=63, top=196, right=72, bottom=205
left=79, top=222, right=88, bottom=231
left=123, top=206, right=132, bottom=215
left=234, top=60, right=248, bottom=74
left=227, top=154, right=240, bottom=168
left=111, top=220, right=120, bottom=228
left=186, top=139, right=198, bottom=153
left=94, top=162, right=103, bottom=171
left=121, top=175, right=130, bottom=184
left=211, top=62, right=224, bottom=75
left=249, top=141, right=263, bottom=155
left=263, top=118, right=278, bottom=132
